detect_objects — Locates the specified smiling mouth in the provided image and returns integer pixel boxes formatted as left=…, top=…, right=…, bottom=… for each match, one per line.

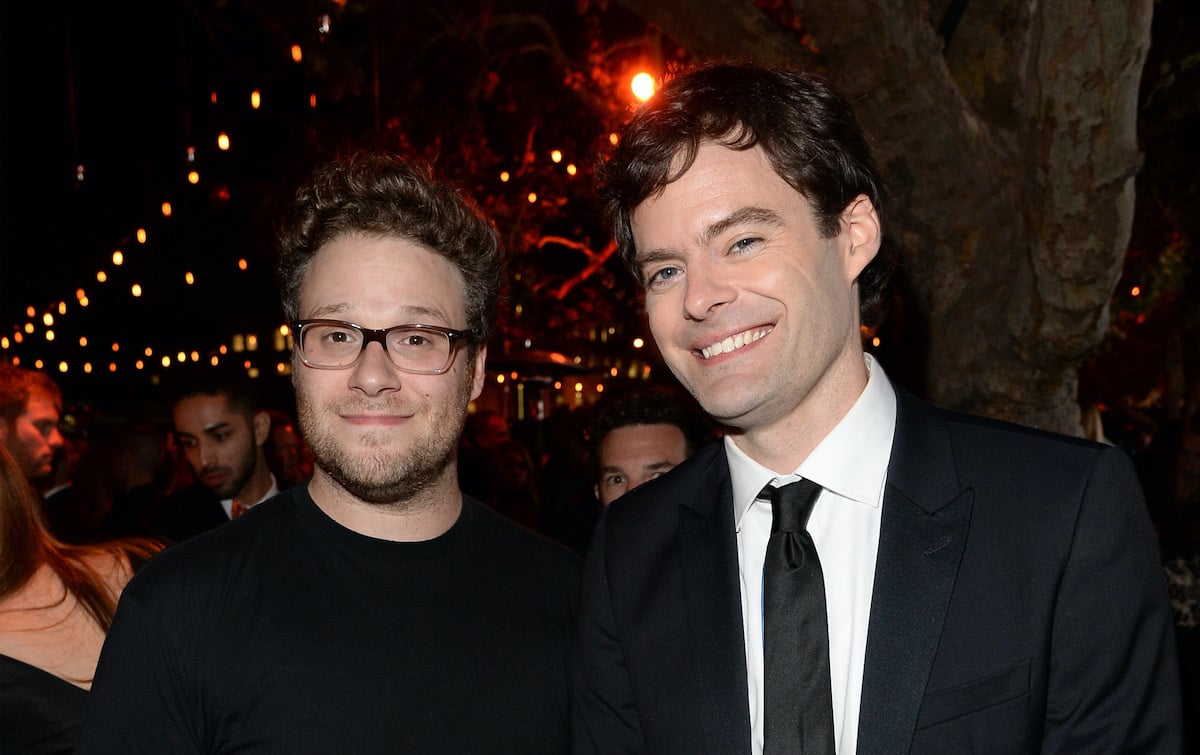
left=699, top=327, right=772, bottom=359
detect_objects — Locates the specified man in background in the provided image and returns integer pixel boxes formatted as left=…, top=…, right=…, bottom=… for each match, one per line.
left=0, top=363, right=65, bottom=487
left=154, top=365, right=277, bottom=543
left=590, top=383, right=713, bottom=506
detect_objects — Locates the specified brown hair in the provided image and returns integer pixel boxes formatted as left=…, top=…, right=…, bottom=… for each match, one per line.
left=276, top=151, right=504, bottom=358
left=597, top=60, right=897, bottom=327
left=0, top=445, right=162, bottom=632
left=0, top=363, right=62, bottom=426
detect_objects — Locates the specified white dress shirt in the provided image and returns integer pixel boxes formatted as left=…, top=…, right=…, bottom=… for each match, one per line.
left=220, top=475, right=280, bottom=519
left=731, top=354, right=897, bottom=755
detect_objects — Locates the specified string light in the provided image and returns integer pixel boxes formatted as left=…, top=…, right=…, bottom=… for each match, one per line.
left=4, top=42, right=618, bottom=400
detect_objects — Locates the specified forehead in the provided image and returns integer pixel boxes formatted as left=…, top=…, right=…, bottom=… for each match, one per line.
left=631, top=143, right=803, bottom=239
left=21, top=393, right=60, bottom=421
left=173, top=394, right=242, bottom=428
left=600, top=423, right=689, bottom=462
left=298, top=233, right=468, bottom=326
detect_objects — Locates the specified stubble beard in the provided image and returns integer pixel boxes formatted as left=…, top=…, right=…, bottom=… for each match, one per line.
left=296, top=374, right=473, bottom=507
left=204, top=442, right=259, bottom=500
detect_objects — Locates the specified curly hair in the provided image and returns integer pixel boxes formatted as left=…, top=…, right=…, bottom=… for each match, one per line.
left=276, top=151, right=504, bottom=355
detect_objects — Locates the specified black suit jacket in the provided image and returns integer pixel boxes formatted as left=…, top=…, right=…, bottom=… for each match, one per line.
left=152, top=483, right=229, bottom=545
left=571, top=391, right=1183, bottom=753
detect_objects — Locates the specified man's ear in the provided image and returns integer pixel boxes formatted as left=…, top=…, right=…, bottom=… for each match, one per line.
left=470, top=344, right=488, bottom=402
left=253, top=410, right=271, bottom=448
left=841, top=194, right=881, bottom=281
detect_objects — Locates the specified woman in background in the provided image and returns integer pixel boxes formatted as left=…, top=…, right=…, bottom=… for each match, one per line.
left=0, top=444, right=163, bottom=753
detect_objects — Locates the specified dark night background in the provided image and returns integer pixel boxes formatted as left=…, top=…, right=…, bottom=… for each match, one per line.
left=1, top=1, right=1197, bottom=430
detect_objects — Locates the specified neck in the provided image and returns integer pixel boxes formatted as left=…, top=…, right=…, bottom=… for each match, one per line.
left=235, top=457, right=275, bottom=506
left=732, top=349, right=869, bottom=474
left=305, top=465, right=463, bottom=542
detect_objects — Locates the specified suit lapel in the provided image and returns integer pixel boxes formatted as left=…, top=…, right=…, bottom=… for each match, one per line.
left=857, top=392, right=972, bottom=753
left=675, top=445, right=753, bottom=753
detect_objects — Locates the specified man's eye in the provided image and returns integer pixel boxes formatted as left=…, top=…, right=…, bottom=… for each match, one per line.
left=730, top=236, right=762, bottom=254
left=647, top=266, right=681, bottom=286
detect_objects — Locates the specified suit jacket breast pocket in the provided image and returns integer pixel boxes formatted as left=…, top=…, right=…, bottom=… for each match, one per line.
left=915, top=657, right=1031, bottom=730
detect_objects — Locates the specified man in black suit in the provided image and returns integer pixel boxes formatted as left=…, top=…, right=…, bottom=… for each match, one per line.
left=571, top=61, right=1183, bottom=753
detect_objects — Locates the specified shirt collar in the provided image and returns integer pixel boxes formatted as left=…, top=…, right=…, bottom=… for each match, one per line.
left=729, top=353, right=897, bottom=525
left=221, top=475, right=281, bottom=511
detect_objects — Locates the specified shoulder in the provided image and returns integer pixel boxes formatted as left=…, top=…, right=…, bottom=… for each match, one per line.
left=893, top=391, right=1140, bottom=506
left=608, top=440, right=727, bottom=520
left=468, top=499, right=582, bottom=573
left=898, top=390, right=1118, bottom=464
left=127, top=489, right=302, bottom=598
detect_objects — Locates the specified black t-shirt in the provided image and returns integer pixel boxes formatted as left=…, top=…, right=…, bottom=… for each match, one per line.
left=78, top=486, right=581, bottom=753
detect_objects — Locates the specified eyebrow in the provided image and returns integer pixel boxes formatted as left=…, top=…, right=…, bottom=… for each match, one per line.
left=202, top=422, right=234, bottom=436
left=635, top=206, right=784, bottom=269
left=306, top=303, right=452, bottom=323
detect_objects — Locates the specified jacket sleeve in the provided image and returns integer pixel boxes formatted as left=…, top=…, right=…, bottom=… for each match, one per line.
left=1042, top=445, right=1184, bottom=753
left=570, top=511, right=648, bottom=754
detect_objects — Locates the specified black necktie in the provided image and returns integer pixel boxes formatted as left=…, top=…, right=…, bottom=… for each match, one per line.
left=762, top=478, right=835, bottom=755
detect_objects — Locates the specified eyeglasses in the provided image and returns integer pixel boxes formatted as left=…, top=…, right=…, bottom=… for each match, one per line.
left=291, top=319, right=470, bottom=374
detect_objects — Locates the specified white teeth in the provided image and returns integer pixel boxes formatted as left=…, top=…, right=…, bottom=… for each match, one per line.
left=700, top=327, right=770, bottom=359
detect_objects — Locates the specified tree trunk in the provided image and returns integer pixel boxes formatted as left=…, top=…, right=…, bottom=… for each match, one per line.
left=616, top=0, right=1153, bottom=435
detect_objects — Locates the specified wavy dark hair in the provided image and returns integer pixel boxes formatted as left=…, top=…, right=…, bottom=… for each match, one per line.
left=597, top=60, right=896, bottom=327
left=276, top=151, right=504, bottom=356
left=0, top=445, right=162, bottom=633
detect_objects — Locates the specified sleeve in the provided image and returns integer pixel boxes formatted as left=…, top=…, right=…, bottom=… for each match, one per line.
left=1042, top=445, right=1185, bottom=753
left=76, top=571, right=205, bottom=754
left=569, top=512, right=648, bottom=754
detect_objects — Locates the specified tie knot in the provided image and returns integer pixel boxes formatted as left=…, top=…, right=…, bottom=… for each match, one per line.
left=765, top=478, right=822, bottom=534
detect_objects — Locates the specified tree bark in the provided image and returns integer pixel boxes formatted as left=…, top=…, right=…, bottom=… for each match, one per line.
left=616, top=0, right=1153, bottom=435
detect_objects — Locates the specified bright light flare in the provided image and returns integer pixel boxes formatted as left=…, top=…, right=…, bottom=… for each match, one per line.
left=631, top=72, right=656, bottom=102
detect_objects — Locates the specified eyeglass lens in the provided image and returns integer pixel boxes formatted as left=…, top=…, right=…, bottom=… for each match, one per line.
left=300, top=323, right=451, bottom=372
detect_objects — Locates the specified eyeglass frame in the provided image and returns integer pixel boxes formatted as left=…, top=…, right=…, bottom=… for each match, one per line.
left=290, top=319, right=473, bottom=374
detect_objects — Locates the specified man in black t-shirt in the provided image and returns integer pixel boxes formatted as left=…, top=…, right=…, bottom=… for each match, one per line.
left=80, top=153, right=581, bottom=754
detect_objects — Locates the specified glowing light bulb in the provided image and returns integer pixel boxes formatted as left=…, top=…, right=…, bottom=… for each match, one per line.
left=631, top=72, right=656, bottom=101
